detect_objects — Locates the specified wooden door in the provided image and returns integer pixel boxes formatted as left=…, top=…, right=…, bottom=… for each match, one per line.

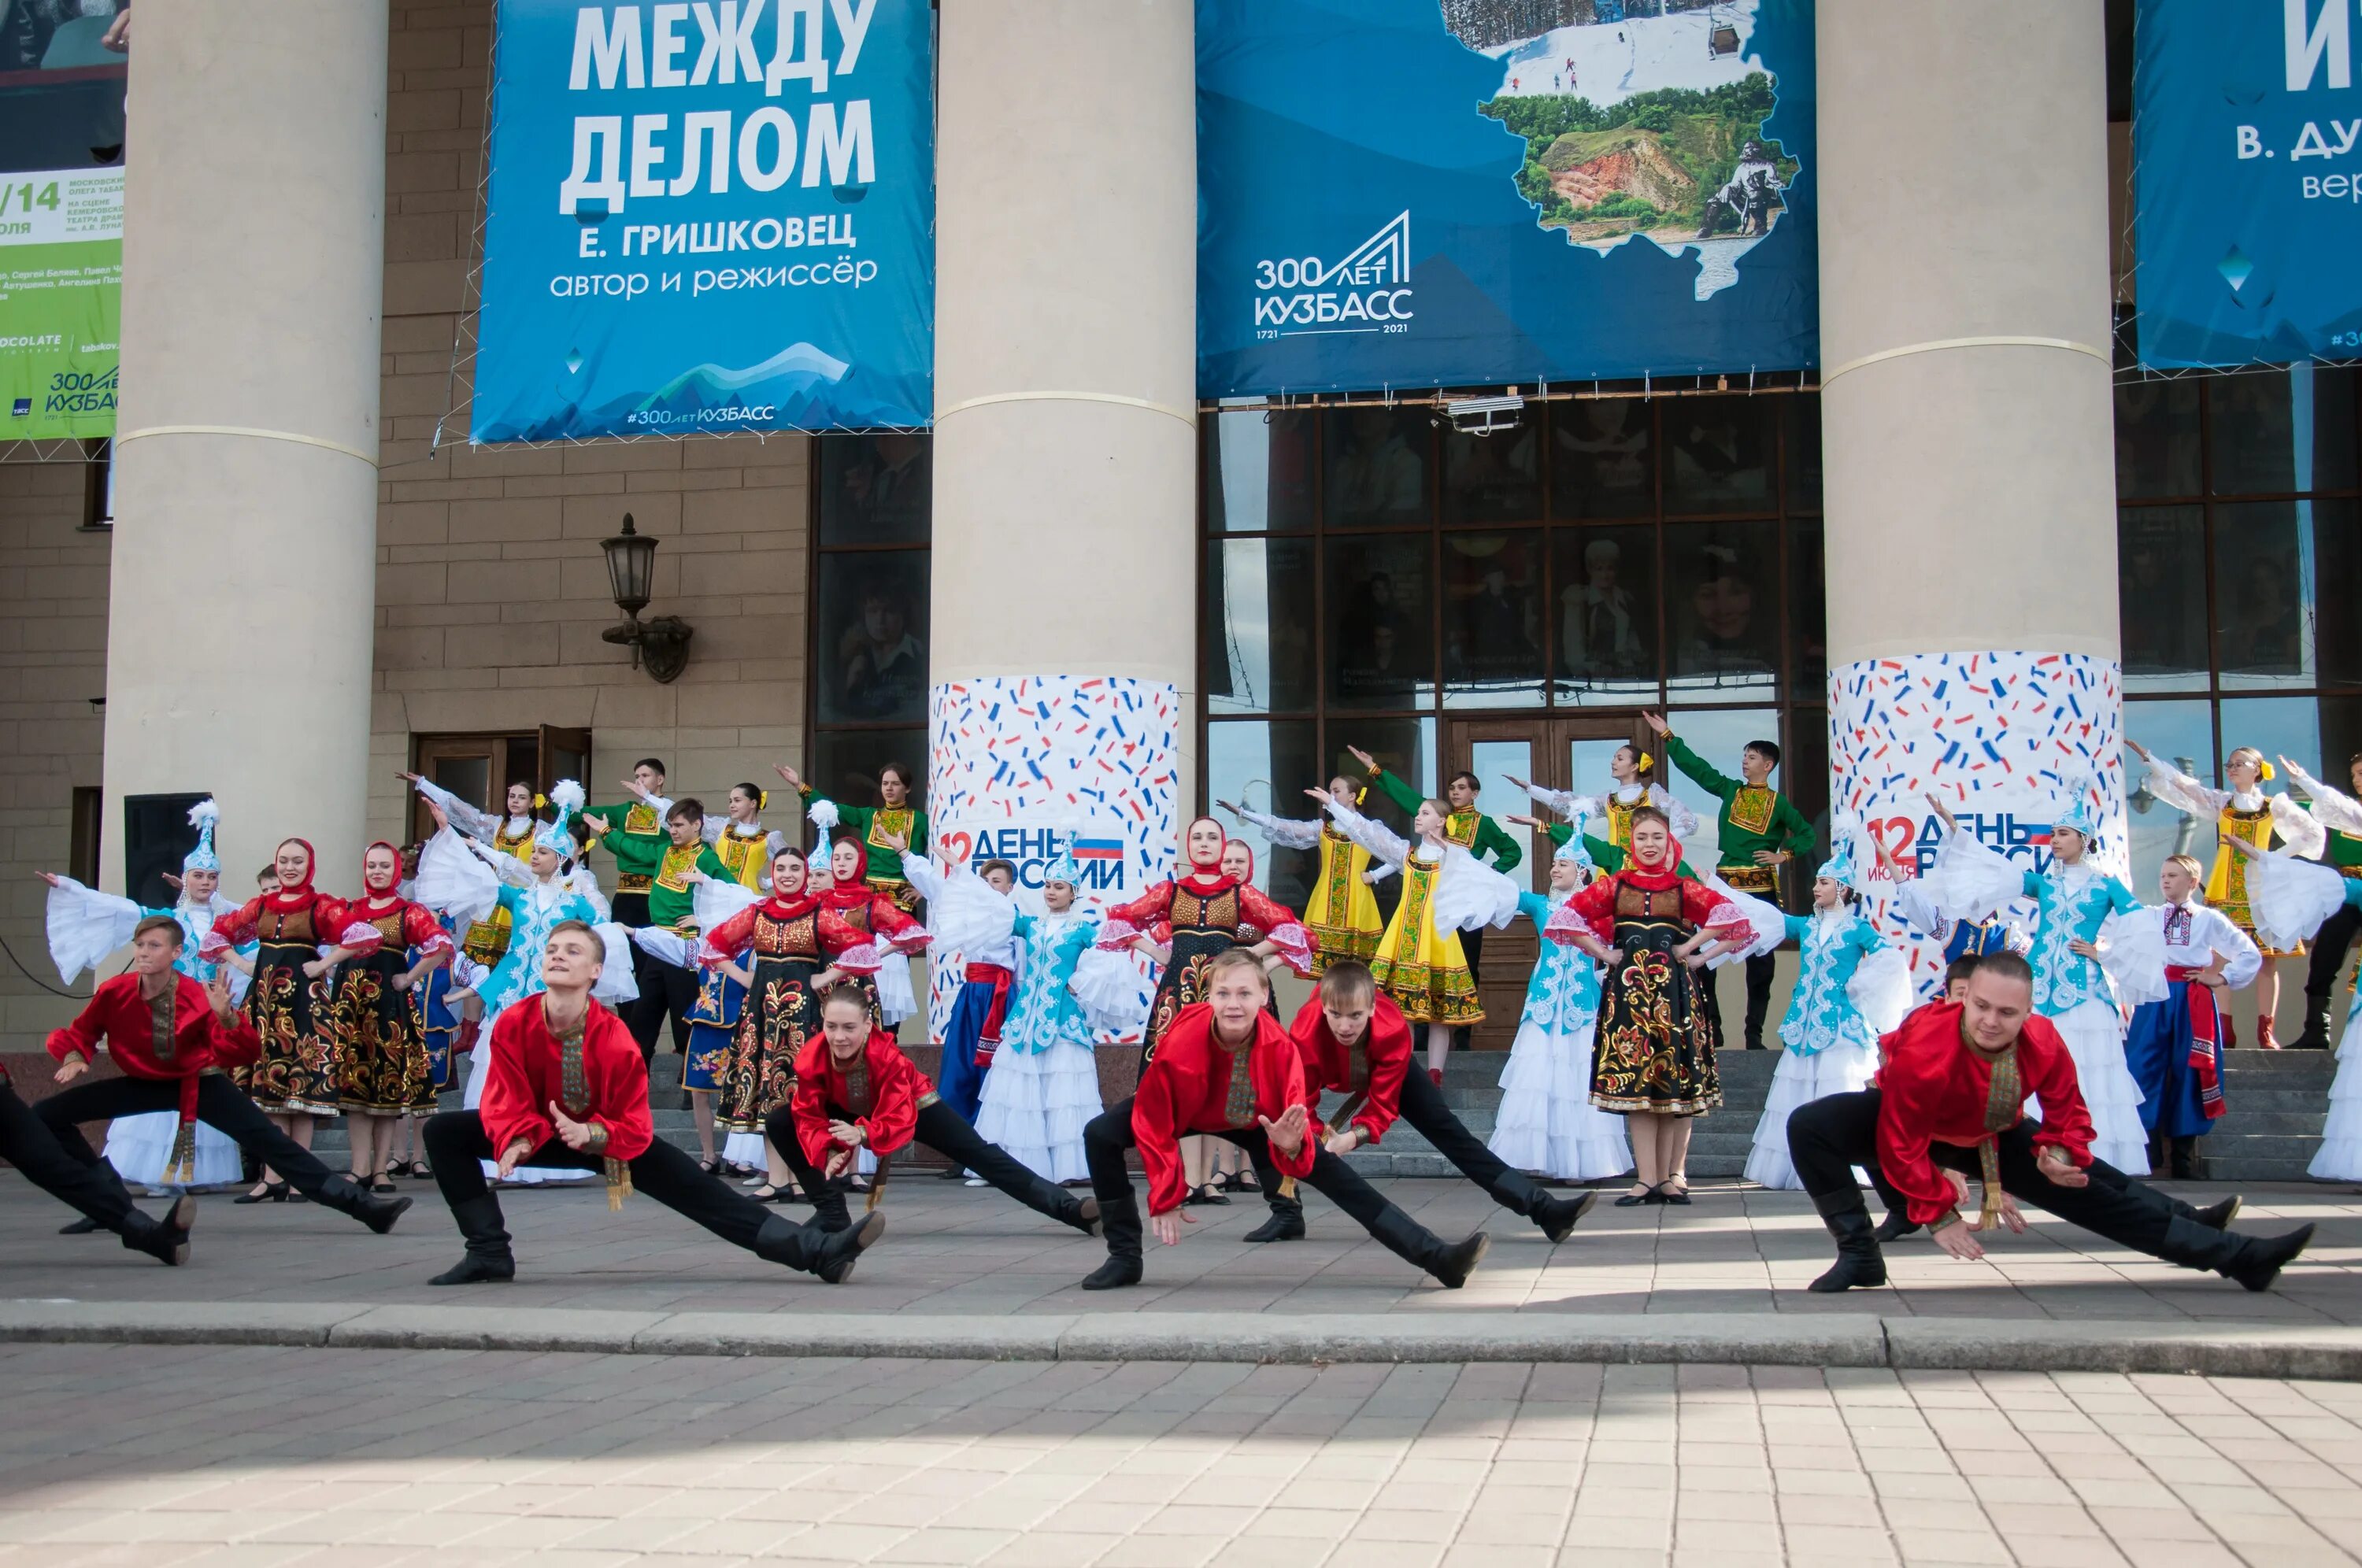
left=536, top=726, right=593, bottom=798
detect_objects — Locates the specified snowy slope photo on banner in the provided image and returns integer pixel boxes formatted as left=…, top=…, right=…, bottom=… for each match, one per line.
left=2132, top=0, right=2362, bottom=368
left=1197, top=0, right=1817, bottom=398
left=473, top=0, right=934, bottom=442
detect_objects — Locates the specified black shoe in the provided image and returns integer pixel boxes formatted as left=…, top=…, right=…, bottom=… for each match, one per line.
left=1613, top=1184, right=1660, bottom=1207
left=429, top=1252, right=516, bottom=1285
left=1061, top=1196, right=1102, bottom=1237
left=1745, top=1036, right=1766, bottom=1051
left=815, top=1210, right=887, bottom=1284
left=1429, top=1230, right=1490, bottom=1289
left=320, top=1175, right=413, bottom=1235
left=1080, top=1256, right=1142, bottom=1291
left=1660, top=1183, right=1693, bottom=1207
left=233, top=1182, right=290, bottom=1205
left=1183, top=1187, right=1231, bottom=1207
left=2228, top=1223, right=2316, bottom=1293
left=120, top=1195, right=197, bottom=1267
left=2192, top=1194, right=2242, bottom=1230
left=936, top=1163, right=968, bottom=1180
left=58, top=1215, right=102, bottom=1235
left=2294, top=991, right=2336, bottom=1051
left=1242, top=1212, right=1306, bottom=1243
left=1534, top=1190, right=1597, bottom=1244
left=1809, top=1201, right=1888, bottom=1293
left=1872, top=1211, right=1923, bottom=1244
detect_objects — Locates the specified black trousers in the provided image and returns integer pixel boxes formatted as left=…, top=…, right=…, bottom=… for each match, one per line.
left=628, top=952, right=698, bottom=1063
left=1743, top=952, right=1776, bottom=1046
left=1451, top=925, right=1484, bottom=1050
left=1263, top=1065, right=1546, bottom=1225
left=2306, top=899, right=2362, bottom=1003
left=1789, top=1089, right=2178, bottom=1254
left=763, top=1099, right=1075, bottom=1230
left=1087, top=1096, right=1457, bottom=1271
left=39, top=1073, right=343, bottom=1202
left=422, top=1108, right=837, bottom=1269
left=2, top=1079, right=138, bottom=1231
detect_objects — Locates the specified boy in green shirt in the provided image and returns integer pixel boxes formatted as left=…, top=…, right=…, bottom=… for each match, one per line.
left=585, top=757, right=672, bottom=926
left=583, top=791, right=729, bottom=1063
left=776, top=760, right=929, bottom=912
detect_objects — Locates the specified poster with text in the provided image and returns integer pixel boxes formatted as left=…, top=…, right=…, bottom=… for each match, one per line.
left=1197, top=0, right=1818, bottom=398
left=475, top=0, right=934, bottom=442
left=2134, top=0, right=2362, bottom=367
left=0, top=44, right=126, bottom=442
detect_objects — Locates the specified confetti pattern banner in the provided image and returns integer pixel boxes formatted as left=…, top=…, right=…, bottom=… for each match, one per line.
left=1829, top=650, right=2126, bottom=996
left=924, top=676, right=1182, bottom=1041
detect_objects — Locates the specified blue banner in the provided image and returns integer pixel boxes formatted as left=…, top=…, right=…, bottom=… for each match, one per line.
left=1196, top=0, right=1816, bottom=398
left=474, top=0, right=933, bottom=442
left=2134, top=0, right=2362, bottom=367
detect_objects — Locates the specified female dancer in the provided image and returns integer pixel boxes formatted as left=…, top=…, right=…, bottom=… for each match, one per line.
left=808, top=832, right=930, bottom=1030
left=1097, top=816, right=1311, bottom=1063
left=1735, top=844, right=1908, bottom=1191
left=1546, top=805, right=1734, bottom=1206
left=1488, top=836, right=1632, bottom=1183
left=207, top=837, right=350, bottom=1203
left=328, top=842, right=454, bottom=1193
left=692, top=844, right=883, bottom=1200
left=709, top=782, right=788, bottom=891
left=2129, top=740, right=2323, bottom=1048
left=1218, top=781, right=1396, bottom=973
left=2237, top=842, right=2362, bottom=1178
left=1309, top=786, right=1520, bottom=1080
left=779, top=760, right=927, bottom=912
left=1914, top=789, right=2166, bottom=1171
left=1511, top=742, right=1700, bottom=859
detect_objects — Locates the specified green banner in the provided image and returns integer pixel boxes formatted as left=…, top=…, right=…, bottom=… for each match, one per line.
left=0, top=167, right=120, bottom=440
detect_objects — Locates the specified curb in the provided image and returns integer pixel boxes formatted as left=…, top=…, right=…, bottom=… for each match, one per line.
left=7, top=1300, right=2361, bottom=1378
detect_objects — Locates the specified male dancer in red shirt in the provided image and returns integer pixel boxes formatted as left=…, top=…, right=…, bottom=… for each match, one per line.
left=1078, top=947, right=1490, bottom=1291
left=1791, top=950, right=2312, bottom=1293
left=420, top=920, right=884, bottom=1285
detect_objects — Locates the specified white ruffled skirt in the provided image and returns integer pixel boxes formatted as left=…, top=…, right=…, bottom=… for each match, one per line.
left=2311, top=994, right=2362, bottom=1181
left=975, top=1037, right=1103, bottom=1184
left=2054, top=997, right=2149, bottom=1174
left=1488, top=1015, right=1631, bottom=1182
left=462, top=1028, right=594, bottom=1185
left=1745, top=1035, right=1879, bottom=1191
left=103, top=1111, right=241, bottom=1189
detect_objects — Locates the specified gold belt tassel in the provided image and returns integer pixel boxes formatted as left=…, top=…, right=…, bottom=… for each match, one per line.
left=605, top=1157, right=632, bottom=1211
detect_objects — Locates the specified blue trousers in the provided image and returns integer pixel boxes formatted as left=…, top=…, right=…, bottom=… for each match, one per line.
left=2124, top=981, right=2223, bottom=1140
left=936, top=974, right=1006, bottom=1126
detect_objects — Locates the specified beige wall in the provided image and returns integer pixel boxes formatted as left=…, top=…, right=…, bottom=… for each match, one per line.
left=0, top=0, right=813, bottom=1048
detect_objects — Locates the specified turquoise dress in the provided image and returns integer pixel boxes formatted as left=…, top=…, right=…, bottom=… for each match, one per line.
left=972, top=910, right=1109, bottom=1184
left=1777, top=911, right=1884, bottom=1056
left=1488, top=890, right=1630, bottom=1181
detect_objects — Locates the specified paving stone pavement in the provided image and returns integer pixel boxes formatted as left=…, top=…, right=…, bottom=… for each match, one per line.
left=8, top=1341, right=2362, bottom=1567
left=5, top=1172, right=2360, bottom=1323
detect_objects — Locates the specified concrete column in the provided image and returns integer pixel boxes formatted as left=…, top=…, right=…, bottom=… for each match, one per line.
left=925, top=2, right=1196, bottom=1011
left=1818, top=0, right=2126, bottom=989
left=103, top=2, right=387, bottom=892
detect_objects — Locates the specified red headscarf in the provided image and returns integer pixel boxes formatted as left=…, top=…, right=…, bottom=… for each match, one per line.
left=360, top=841, right=404, bottom=897
left=1177, top=815, right=1236, bottom=895
left=1619, top=812, right=1685, bottom=892
left=761, top=843, right=819, bottom=919
left=265, top=838, right=319, bottom=908
left=818, top=834, right=876, bottom=912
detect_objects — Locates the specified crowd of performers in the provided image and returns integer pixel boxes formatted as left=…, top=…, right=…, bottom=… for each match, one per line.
left=9, top=723, right=2353, bottom=1298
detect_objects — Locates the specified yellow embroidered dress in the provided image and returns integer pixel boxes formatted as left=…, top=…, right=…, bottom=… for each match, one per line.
left=1231, top=805, right=1394, bottom=971
left=2141, top=760, right=2327, bottom=957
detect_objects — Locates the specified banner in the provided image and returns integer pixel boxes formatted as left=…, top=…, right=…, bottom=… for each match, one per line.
left=0, top=52, right=126, bottom=442
left=475, top=0, right=933, bottom=442
left=2133, top=0, right=2362, bottom=367
left=1197, top=0, right=1816, bottom=398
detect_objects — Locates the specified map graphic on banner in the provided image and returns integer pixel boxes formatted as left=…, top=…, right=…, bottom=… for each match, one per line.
left=2133, top=0, right=2362, bottom=367
left=474, top=0, right=934, bottom=442
left=1197, top=0, right=1817, bottom=398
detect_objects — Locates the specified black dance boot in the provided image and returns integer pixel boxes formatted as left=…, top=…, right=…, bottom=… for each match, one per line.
left=1808, top=1191, right=1887, bottom=1292
left=59, top=1215, right=101, bottom=1235
left=1059, top=1195, right=1102, bottom=1237
left=318, top=1173, right=413, bottom=1234
left=428, top=1196, right=516, bottom=1285
left=810, top=1181, right=853, bottom=1234
left=2294, top=988, right=2337, bottom=1052
left=763, top=1210, right=883, bottom=1284
left=2153, top=1212, right=2315, bottom=1290
left=1427, top=1230, right=1491, bottom=1289
left=118, top=1196, right=196, bottom=1267
left=1244, top=1183, right=1305, bottom=1243
left=2227, top=1224, right=2316, bottom=1292
left=2191, top=1193, right=2242, bottom=1230
left=1872, top=1209, right=1922, bottom=1244
left=2169, top=1137, right=2201, bottom=1180
left=1081, top=1190, right=1144, bottom=1289
left=1531, top=1189, right=1597, bottom=1244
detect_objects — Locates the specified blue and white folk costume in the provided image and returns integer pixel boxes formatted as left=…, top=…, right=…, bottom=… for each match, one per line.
left=1883, top=861, right=2031, bottom=998
left=1740, top=845, right=1911, bottom=1190
left=2239, top=855, right=2362, bottom=1180
left=2123, top=897, right=2257, bottom=1156
left=1486, top=838, right=1631, bottom=1182
left=42, top=798, right=244, bottom=1189
left=1916, top=797, right=2168, bottom=1173
left=904, top=855, right=1020, bottom=1128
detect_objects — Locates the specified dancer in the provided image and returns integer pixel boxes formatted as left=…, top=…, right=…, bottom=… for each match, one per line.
left=765, top=986, right=1101, bottom=1235
left=206, top=836, right=350, bottom=1202
left=1487, top=837, right=1634, bottom=1185
left=1077, top=949, right=1492, bottom=1292
left=901, top=849, right=1018, bottom=1136
left=1870, top=830, right=2029, bottom=989
left=328, top=841, right=454, bottom=1193
left=779, top=760, right=927, bottom=912
left=1645, top=712, right=1816, bottom=1049
left=706, top=782, right=790, bottom=890
left=400, top=771, right=543, bottom=969
left=1309, top=783, right=1519, bottom=1081
left=587, top=794, right=727, bottom=1062
left=38, top=797, right=242, bottom=1197
left=1791, top=951, right=2313, bottom=1295
left=1913, top=790, right=2165, bottom=1172
left=2216, top=844, right=2362, bottom=1180
left=2122, top=854, right=2258, bottom=1179
left=1218, top=781, right=1396, bottom=972
left=1098, top=816, right=1310, bottom=1060
left=1249, top=960, right=1599, bottom=1244
left=1511, top=741, right=1701, bottom=858
left=811, top=833, right=931, bottom=1030
left=2, top=1057, right=200, bottom=1265
left=1738, top=843, right=1909, bottom=1191
left=585, top=758, right=674, bottom=1048
left=692, top=844, right=890, bottom=1201
left=39, top=915, right=412, bottom=1231
left=2279, top=754, right=2362, bottom=1049
left=2129, top=739, right=2323, bottom=1048
left=420, top=921, right=884, bottom=1286
left=1546, top=805, right=1734, bottom=1206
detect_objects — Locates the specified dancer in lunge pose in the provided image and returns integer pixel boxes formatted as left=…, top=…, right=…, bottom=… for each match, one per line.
left=1486, top=836, right=1634, bottom=1185
left=1790, top=951, right=2312, bottom=1296
left=420, top=920, right=884, bottom=1286
left=1076, top=948, right=1492, bottom=1292
left=2, top=1052, right=202, bottom=1265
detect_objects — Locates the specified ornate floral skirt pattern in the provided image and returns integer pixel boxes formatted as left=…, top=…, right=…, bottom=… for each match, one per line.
left=332, top=955, right=436, bottom=1117
left=720, top=956, right=820, bottom=1133
left=239, top=942, right=341, bottom=1116
left=1589, top=942, right=1721, bottom=1118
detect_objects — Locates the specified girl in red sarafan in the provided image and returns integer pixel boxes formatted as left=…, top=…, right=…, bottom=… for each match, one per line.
left=328, top=841, right=455, bottom=1193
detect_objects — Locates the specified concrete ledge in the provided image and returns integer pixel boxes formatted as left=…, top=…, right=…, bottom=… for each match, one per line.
left=20, top=1300, right=2362, bottom=1377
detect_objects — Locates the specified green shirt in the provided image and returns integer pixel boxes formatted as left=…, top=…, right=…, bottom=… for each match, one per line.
left=2329, top=828, right=2362, bottom=871
left=1368, top=767, right=1522, bottom=871
left=1662, top=734, right=1815, bottom=872
left=615, top=838, right=730, bottom=931
left=1547, top=821, right=1698, bottom=881
left=799, top=788, right=927, bottom=884
left=587, top=801, right=668, bottom=895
